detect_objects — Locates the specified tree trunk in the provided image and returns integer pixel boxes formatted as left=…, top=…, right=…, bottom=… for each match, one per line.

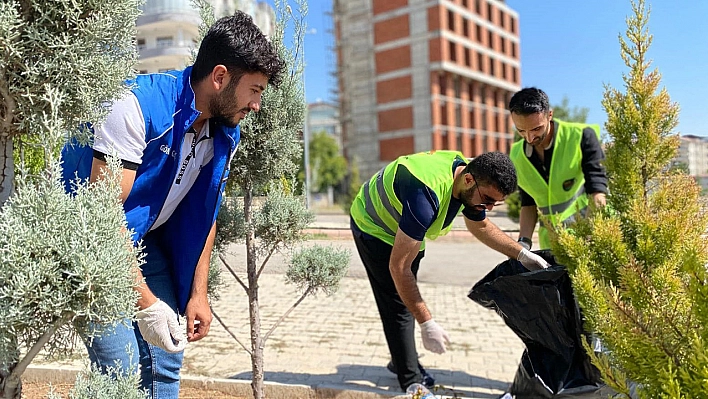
left=244, top=187, right=265, bottom=399
left=0, top=134, right=15, bottom=206
left=0, top=367, right=22, bottom=399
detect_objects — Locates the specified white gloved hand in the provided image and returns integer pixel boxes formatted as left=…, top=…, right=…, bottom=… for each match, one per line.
left=517, top=248, right=550, bottom=270
left=420, top=319, right=451, bottom=354
left=136, top=300, right=187, bottom=353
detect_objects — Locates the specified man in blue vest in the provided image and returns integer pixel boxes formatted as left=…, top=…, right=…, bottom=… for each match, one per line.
left=508, top=88, right=608, bottom=251
left=350, top=151, right=550, bottom=392
left=61, top=12, right=284, bottom=398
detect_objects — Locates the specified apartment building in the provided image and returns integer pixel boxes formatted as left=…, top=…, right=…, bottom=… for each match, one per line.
left=308, top=101, right=342, bottom=148
left=334, top=0, right=521, bottom=178
left=136, top=0, right=275, bottom=74
left=676, top=135, right=708, bottom=189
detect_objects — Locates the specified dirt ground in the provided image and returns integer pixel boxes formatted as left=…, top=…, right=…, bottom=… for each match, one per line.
left=20, top=382, right=248, bottom=398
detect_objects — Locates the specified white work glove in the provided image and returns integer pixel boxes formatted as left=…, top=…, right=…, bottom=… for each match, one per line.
left=517, top=248, right=550, bottom=271
left=136, top=300, right=187, bottom=353
left=420, top=319, right=451, bottom=354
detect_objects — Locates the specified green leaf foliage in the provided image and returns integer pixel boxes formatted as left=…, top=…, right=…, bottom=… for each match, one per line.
left=549, top=1, right=708, bottom=397
left=308, top=130, right=347, bottom=192
left=253, top=180, right=315, bottom=250
left=286, top=244, right=350, bottom=296
left=0, top=0, right=141, bottom=146
left=552, top=96, right=590, bottom=124
left=48, top=363, right=147, bottom=399
left=227, top=1, right=306, bottom=193
left=0, top=160, right=140, bottom=370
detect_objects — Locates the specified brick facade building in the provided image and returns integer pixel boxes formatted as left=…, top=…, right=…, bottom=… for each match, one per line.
left=334, top=0, right=521, bottom=178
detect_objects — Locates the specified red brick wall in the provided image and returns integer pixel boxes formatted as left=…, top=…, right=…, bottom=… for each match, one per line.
left=378, top=106, right=413, bottom=132
left=377, top=76, right=412, bottom=103
left=380, top=136, right=414, bottom=161
left=374, top=14, right=409, bottom=45
left=373, top=0, right=408, bottom=15
left=427, top=5, right=441, bottom=31
left=375, top=46, right=411, bottom=74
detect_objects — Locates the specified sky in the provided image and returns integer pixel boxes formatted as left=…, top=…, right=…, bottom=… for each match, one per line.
left=271, top=0, right=708, bottom=137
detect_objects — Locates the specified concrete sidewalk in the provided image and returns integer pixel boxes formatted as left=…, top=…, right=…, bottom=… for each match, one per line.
left=176, top=209, right=531, bottom=398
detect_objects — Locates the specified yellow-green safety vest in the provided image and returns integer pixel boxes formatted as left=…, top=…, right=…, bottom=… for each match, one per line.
left=350, top=150, right=466, bottom=249
left=509, top=119, right=600, bottom=249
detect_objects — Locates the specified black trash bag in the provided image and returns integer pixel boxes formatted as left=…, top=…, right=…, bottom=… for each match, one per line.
left=468, top=250, right=607, bottom=398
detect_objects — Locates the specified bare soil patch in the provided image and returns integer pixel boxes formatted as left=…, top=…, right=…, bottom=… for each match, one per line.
left=20, top=381, right=248, bottom=398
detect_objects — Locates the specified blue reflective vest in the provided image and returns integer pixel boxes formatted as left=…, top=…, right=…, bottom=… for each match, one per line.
left=61, top=67, right=240, bottom=313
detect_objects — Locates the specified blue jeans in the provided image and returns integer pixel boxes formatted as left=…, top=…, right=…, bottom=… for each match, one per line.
left=84, top=234, right=184, bottom=398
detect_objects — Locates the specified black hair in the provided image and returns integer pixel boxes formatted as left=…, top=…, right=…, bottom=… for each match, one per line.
left=463, top=151, right=517, bottom=195
left=508, top=87, right=551, bottom=116
left=191, top=11, right=285, bottom=88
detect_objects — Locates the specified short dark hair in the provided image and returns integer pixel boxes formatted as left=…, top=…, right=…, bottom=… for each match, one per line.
left=508, top=87, right=550, bottom=116
left=191, top=12, right=285, bottom=88
left=463, top=151, right=517, bottom=195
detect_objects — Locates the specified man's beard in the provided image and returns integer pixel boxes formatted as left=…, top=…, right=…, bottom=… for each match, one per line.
left=461, top=185, right=482, bottom=214
left=527, top=122, right=550, bottom=146
left=209, top=83, right=247, bottom=128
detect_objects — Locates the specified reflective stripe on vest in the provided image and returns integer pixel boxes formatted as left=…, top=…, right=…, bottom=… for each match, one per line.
left=361, top=168, right=399, bottom=237
left=538, top=185, right=586, bottom=216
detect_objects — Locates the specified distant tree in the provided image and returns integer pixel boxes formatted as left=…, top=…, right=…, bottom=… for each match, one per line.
left=553, top=96, right=590, bottom=123
left=340, top=156, right=362, bottom=213
left=201, top=1, right=351, bottom=398
left=0, top=1, right=142, bottom=398
left=550, top=1, right=708, bottom=397
left=309, top=130, right=347, bottom=192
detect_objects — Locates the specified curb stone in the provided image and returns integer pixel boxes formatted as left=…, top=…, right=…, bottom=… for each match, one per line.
left=24, top=365, right=412, bottom=398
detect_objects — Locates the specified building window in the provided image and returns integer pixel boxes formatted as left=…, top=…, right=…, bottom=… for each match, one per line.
left=488, top=31, right=494, bottom=49
left=455, top=104, right=462, bottom=128
left=476, top=25, right=482, bottom=43
left=501, top=37, right=506, bottom=54
left=136, top=38, right=146, bottom=51
left=511, top=17, right=517, bottom=33
left=469, top=110, right=476, bottom=129
left=156, top=36, right=173, bottom=47
left=489, top=58, right=495, bottom=77
left=487, top=3, right=493, bottom=22
left=448, top=10, right=455, bottom=31
left=499, top=9, right=505, bottom=28
left=464, top=48, right=471, bottom=67
left=454, top=77, right=461, bottom=98
left=463, top=19, right=469, bottom=38
left=441, top=103, right=448, bottom=125
left=512, top=67, right=518, bottom=83
left=475, top=0, right=481, bottom=14
left=502, top=62, right=507, bottom=79
left=511, top=42, right=517, bottom=58
left=462, top=0, right=468, bottom=8
left=449, top=41, right=457, bottom=62
left=477, top=53, right=484, bottom=72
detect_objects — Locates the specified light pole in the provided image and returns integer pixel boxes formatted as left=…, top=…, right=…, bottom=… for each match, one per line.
left=302, top=27, right=317, bottom=210
left=303, top=105, right=311, bottom=209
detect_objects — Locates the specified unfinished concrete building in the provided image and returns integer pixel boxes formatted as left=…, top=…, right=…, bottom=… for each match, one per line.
left=334, top=0, right=521, bottom=178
